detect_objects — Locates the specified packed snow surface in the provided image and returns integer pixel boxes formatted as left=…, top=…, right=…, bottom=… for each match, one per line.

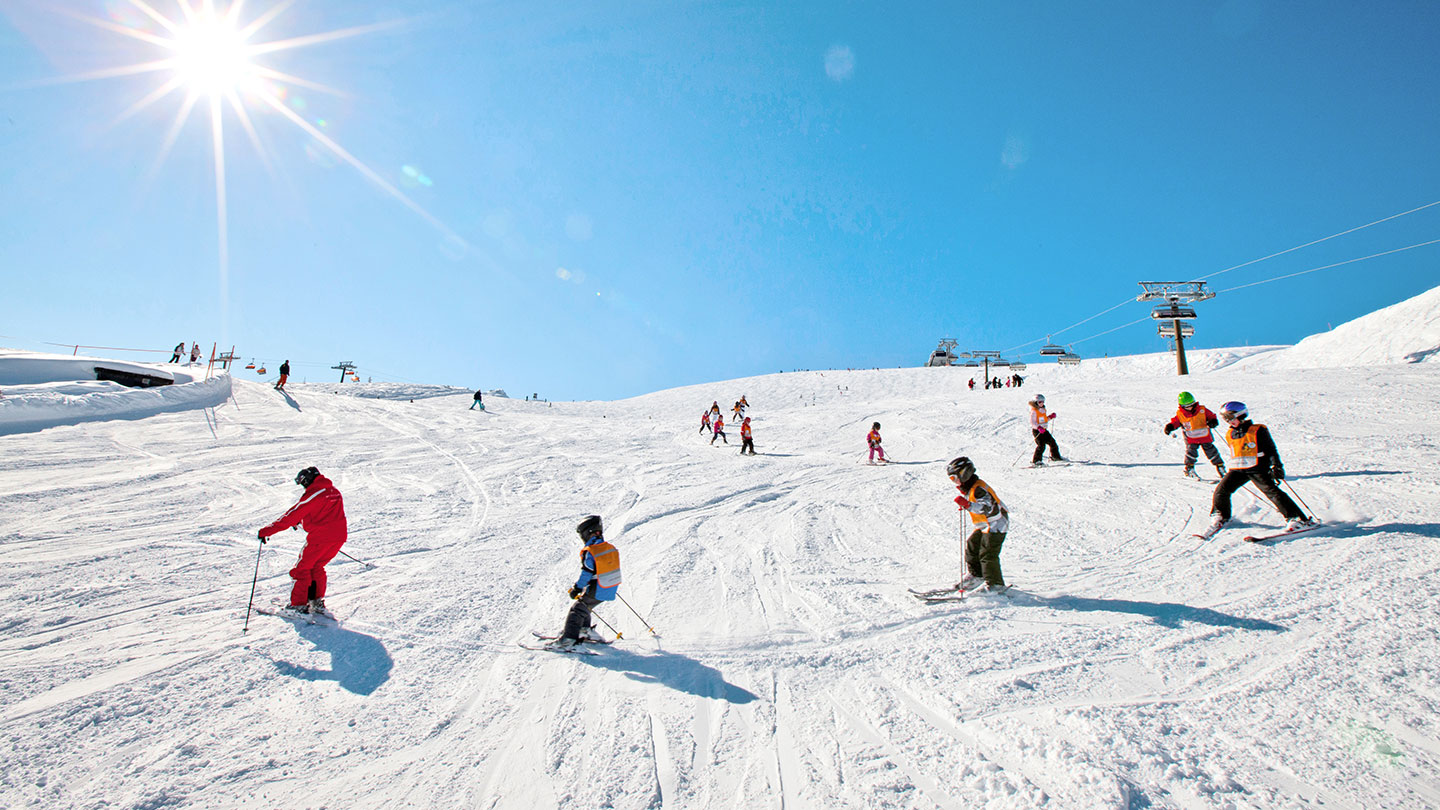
left=2, top=348, right=1439, bottom=809
left=1262, top=283, right=1440, bottom=368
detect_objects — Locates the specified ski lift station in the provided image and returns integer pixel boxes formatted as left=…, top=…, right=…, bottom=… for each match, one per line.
left=925, top=339, right=959, bottom=367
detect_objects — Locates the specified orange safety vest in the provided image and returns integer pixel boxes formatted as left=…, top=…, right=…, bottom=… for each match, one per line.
left=583, top=541, right=623, bottom=589
left=1226, top=425, right=1261, bottom=469
left=962, top=477, right=1007, bottom=531
left=867, top=429, right=881, bottom=447
left=1029, top=404, right=1052, bottom=430
left=741, top=422, right=752, bottom=439
left=1174, top=406, right=1212, bottom=441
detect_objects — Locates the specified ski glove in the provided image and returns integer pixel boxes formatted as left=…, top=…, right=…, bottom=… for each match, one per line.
left=1163, top=424, right=1176, bottom=435
left=954, top=494, right=970, bottom=510
left=257, top=531, right=266, bottom=544
left=1272, top=463, right=1285, bottom=481
left=569, top=586, right=582, bottom=600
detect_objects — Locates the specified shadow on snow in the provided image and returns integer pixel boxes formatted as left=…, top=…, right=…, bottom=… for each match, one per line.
left=270, top=623, right=393, bottom=696
left=1026, top=594, right=1288, bottom=632
left=582, top=647, right=759, bottom=704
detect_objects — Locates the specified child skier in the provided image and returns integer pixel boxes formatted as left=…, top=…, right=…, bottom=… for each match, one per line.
left=1206, top=401, right=1316, bottom=535
left=867, top=422, right=886, bottom=464
left=700, top=410, right=712, bottom=434
left=1028, top=395, right=1063, bottom=465
left=1164, top=391, right=1225, bottom=478
left=549, top=515, right=622, bottom=649
left=947, top=456, right=1010, bottom=593
left=257, top=466, right=347, bottom=616
left=732, top=401, right=744, bottom=421
left=711, top=415, right=728, bottom=445
left=740, top=417, right=756, bottom=455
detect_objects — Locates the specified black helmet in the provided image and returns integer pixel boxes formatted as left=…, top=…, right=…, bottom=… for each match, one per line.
left=576, top=515, right=603, bottom=539
left=295, top=466, right=320, bottom=487
left=946, top=456, right=975, bottom=483
left=872, top=422, right=880, bottom=430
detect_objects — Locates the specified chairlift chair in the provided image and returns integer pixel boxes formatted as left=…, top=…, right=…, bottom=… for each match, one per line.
left=257, top=366, right=267, bottom=375
left=1151, top=303, right=1197, bottom=320
left=1009, top=362, right=1027, bottom=373
left=1058, top=351, right=1081, bottom=366
left=1039, top=340, right=1066, bottom=356
left=1157, top=322, right=1195, bottom=338
left=245, top=360, right=256, bottom=369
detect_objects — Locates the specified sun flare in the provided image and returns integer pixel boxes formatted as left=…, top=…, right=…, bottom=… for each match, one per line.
left=50, top=0, right=464, bottom=340
left=169, top=10, right=255, bottom=96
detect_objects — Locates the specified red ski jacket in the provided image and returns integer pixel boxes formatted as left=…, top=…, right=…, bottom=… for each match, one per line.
left=260, top=474, right=347, bottom=543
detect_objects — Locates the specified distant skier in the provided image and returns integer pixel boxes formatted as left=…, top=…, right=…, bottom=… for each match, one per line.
left=275, top=360, right=291, bottom=391
left=699, top=410, right=711, bottom=434
left=1164, top=391, right=1225, bottom=478
left=947, top=456, right=1010, bottom=593
left=968, top=378, right=975, bottom=390
left=189, top=342, right=201, bottom=364
left=1028, top=395, right=1063, bottom=465
left=1206, top=402, right=1315, bottom=535
left=867, top=422, right=886, bottom=464
left=547, top=515, right=621, bottom=649
left=739, top=395, right=749, bottom=409
left=740, top=417, right=756, bottom=455
left=258, top=466, right=347, bottom=616
left=470, top=389, right=484, bottom=410
left=732, top=401, right=744, bottom=421
left=170, top=341, right=185, bottom=363
left=711, top=415, right=728, bottom=445
left=710, top=401, right=721, bottom=418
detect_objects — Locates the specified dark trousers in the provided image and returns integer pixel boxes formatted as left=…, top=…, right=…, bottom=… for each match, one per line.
left=700, top=423, right=710, bottom=434
left=711, top=430, right=727, bottom=444
left=741, top=437, right=755, bottom=455
left=561, top=584, right=602, bottom=640
left=1212, top=469, right=1304, bottom=521
left=964, top=529, right=1007, bottom=587
left=1184, top=441, right=1224, bottom=470
left=1032, top=429, right=1061, bottom=463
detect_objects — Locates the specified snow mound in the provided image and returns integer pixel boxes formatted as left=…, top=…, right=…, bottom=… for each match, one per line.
left=305, top=382, right=473, bottom=401
left=0, top=349, right=231, bottom=435
left=1264, top=283, right=1440, bottom=368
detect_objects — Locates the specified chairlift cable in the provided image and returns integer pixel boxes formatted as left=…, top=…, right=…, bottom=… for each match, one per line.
left=1198, top=198, right=1440, bottom=283
left=1215, top=237, right=1440, bottom=295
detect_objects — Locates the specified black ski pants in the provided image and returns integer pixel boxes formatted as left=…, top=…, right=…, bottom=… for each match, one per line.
left=711, top=430, right=727, bottom=444
left=964, top=529, right=1007, bottom=587
left=1211, top=468, right=1304, bottom=522
left=561, top=583, right=602, bottom=640
left=1183, top=441, right=1224, bottom=471
left=741, top=437, right=755, bottom=455
left=1032, top=429, right=1062, bottom=463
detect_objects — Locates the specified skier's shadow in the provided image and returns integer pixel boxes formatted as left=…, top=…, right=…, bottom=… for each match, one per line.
left=277, top=389, right=301, bottom=411
left=582, top=648, right=759, bottom=704
left=1026, top=594, right=1287, bottom=632
left=269, top=624, right=393, bottom=695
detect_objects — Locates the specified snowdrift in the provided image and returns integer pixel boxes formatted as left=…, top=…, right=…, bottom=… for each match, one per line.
left=1261, top=283, right=1440, bottom=368
left=0, top=349, right=231, bottom=436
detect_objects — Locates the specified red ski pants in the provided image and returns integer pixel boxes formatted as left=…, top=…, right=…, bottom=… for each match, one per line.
left=289, top=533, right=345, bottom=606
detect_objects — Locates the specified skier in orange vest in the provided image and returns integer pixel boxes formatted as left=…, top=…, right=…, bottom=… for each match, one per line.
left=1164, top=391, right=1225, bottom=478
left=867, top=422, right=886, bottom=464
left=740, top=417, right=756, bottom=455
left=549, top=515, right=622, bottom=649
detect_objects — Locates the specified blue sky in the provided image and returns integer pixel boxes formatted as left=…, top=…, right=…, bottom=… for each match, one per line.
left=1, top=0, right=1437, bottom=399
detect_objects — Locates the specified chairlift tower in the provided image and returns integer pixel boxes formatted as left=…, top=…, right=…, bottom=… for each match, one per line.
left=332, top=361, right=357, bottom=382
left=1137, top=281, right=1214, bottom=376
left=965, top=350, right=1007, bottom=382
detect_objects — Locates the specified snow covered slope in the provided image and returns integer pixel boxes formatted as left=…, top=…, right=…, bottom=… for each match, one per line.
left=0, top=349, right=232, bottom=436
left=1262, top=283, right=1440, bottom=368
left=2, top=356, right=1438, bottom=809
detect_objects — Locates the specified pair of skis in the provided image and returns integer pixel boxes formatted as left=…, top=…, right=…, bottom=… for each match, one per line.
left=518, top=631, right=614, bottom=655
left=907, top=584, right=1010, bottom=603
left=253, top=603, right=337, bottom=626
left=1192, top=519, right=1326, bottom=543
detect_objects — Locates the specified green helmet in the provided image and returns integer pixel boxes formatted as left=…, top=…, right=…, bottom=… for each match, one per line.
left=1177, top=391, right=1196, bottom=407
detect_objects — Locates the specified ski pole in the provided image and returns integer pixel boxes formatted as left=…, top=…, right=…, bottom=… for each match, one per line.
left=1282, top=480, right=1316, bottom=517
left=592, top=609, right=623, bottom=640
left=243, top=537, right=264, bottom=634
left=617, top=593, right=659, bottom=636
left=338, top=548, right=375, bottom=568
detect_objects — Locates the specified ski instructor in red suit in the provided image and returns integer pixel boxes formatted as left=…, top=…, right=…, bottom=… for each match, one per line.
left=259, top=466, right=347, bottom=614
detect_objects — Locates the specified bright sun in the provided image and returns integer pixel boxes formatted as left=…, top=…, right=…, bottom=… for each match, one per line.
left=170, top=11, right=255, bottom=96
